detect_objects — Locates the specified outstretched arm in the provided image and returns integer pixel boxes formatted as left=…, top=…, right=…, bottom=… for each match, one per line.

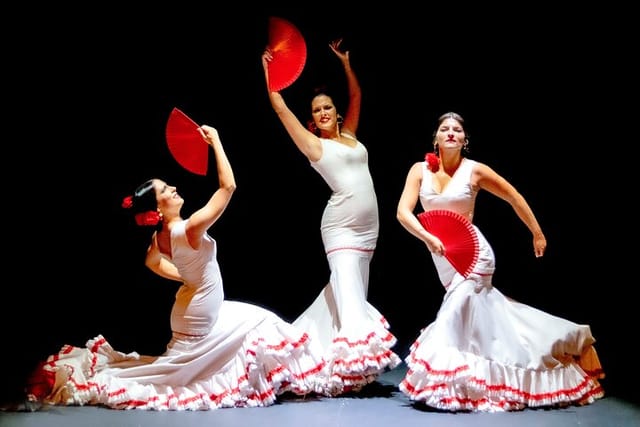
left=329, top=38, right=361, bottom=138
left=262, top=49, right=322, bottom=161
left=185, top=125, right=237, bottom=249
left=473, top=163, right=547, bottom=258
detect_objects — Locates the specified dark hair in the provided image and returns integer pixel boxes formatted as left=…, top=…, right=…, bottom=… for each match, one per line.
left=121, top=179, right=163, bottom=229
left=130, top=179, right=158, bottom=214
left=435, top=112, right=466, bottom=134
left=309, top=84, right=343, bottom=112
left=311, top=84, right=331, bottom=99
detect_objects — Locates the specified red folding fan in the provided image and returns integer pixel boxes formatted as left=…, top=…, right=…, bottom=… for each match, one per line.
left=267, top=16, right=307, bottom=92
left=165, top=107, right=208, bottom=176
left=417, top=209, right=479, bottom=278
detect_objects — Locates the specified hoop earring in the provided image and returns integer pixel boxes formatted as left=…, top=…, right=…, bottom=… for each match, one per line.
left=463, top=138, right=470, bottom=153
left=307, top=119, right=317, bottom=133
left=337, top=114, right=343, bottom=125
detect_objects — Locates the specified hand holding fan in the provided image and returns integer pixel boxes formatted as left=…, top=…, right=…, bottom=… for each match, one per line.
left=417, top=209, right=479, bottom=278
left=165, top=107, right=208, bottom=175
left=267, top=16, right=307, bottom=92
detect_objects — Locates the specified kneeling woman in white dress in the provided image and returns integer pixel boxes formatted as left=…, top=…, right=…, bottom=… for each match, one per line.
left=25, top=125, right=326, bottom=410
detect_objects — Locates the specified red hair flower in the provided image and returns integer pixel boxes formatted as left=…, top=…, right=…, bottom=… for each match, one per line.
left=25, top=360, right=55, bottom=401
left=425, top=152, right=440, bottom=173
left=135, top=211, right=161, bottom=227
left=121, top=196, right=133, bottom=209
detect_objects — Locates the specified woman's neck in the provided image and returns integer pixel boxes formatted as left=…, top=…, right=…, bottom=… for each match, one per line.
left=439, top=152, right=463, bottom=175
left=319, top=126, right=341, bottom=140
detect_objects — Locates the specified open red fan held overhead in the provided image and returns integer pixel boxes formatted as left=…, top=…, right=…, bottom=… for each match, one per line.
left=165, top=107, right=208, bottom=176
left=417, top=209, right=479, bottom=278
left=267, top=16, right=307, bottom=92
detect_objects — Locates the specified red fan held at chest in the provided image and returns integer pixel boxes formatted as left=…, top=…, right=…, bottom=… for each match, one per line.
left=417, top=209, right=479, bottom=278
left=165, top=107, right=208, bottom=175
left=267, top=16, right=307, bottom=92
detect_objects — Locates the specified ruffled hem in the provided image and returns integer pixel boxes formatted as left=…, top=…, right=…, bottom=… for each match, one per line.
left=32, top=328, right=326, bottom=411
left=399, top=342, right=605, bottom=412
left=317, top=320, right=401, bottom=396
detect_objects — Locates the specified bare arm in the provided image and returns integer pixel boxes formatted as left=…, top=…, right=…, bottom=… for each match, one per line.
left=262, top=50, right=322, bottom=161
left=329, top=38, right=361, bottom=137
left=473, top=162, right=547, bottom=257
left=145, top=233, right=183, bottom=281
left=184, top=125, right=237, bottom=250
left=396, top=162, right=446, bottom=256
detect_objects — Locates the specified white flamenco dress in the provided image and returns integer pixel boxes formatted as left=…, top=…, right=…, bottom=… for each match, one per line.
left=292, top=136, right=401, bottom=396
left=399, top=159, right=604, bottom=412
left=31, top=220, right=326, bottom=410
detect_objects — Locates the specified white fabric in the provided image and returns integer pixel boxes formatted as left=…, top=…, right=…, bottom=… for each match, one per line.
left=294, top=136, right=400, bottom=395
left=36, top=220, right=326, bottom=410
left=309, top=137, right=379, bottom=252
left=399, top=159, right=604, bottom=412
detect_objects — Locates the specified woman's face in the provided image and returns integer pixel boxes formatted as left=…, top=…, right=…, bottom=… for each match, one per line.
left=153, top=179, right=183, bottom=215
left=435, top=118, right=466, bottom=151
left=311, top=94, right=338, bottom=132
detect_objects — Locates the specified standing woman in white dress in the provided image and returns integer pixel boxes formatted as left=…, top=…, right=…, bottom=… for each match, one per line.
left=262, top=38, right=400, bottom=396
left=396, top=111, right=604, bottom=412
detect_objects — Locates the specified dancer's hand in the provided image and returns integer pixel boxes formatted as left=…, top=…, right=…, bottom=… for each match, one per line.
left=198, top=125, right=220, bottom=147
left=329, top=38, right=349, bottom=63
left=425, top=235, right=445, bottom=257
left=262, top=49, right=274, bottom=86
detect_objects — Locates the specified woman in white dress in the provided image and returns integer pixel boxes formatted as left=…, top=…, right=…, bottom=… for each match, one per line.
left=396, top=111, right=604, bottom=412
left=24, top=125, right=325, bottom=410
left=262, top=38, right=400, bottom=395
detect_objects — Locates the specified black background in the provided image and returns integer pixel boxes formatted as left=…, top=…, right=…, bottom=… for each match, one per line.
left=4, top=5, right=636, bottom=404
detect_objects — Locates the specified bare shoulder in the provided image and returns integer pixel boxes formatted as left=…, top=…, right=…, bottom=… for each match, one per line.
left=471, top=160, right=508, bottom=190
left=470, top=159, right=492, bottom=175
left=407, top=161, right=424, bottom=178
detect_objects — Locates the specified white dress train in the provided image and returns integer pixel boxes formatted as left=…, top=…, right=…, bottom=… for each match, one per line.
left=293, top=136, right=400, bottom=395
left=29, top=220, right=326, bottom=410
left=399, top=159, right=604, bottom=412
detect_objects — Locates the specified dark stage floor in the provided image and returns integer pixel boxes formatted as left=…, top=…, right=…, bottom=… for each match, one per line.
left=2, top=364, right=638, bottom=427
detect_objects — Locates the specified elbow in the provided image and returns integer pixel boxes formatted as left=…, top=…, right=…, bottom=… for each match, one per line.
left=396, top=206, right=414, bottom=228
left=144, top=258, right=156, bottom=273
left=224, top=182, right=237, bottom=195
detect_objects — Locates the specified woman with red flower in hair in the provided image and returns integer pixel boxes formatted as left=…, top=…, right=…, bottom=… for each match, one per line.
left=25, top=124, right=326, bottom=410
left=395, top=111, right=604, bottom=412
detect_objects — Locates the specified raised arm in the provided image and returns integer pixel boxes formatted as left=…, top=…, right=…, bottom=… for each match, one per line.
left=473, top=162, right=547, bottom=258
left=329, top=38, right=361, bottom=137
left=262, top=49, right=322, bottom=161
left=185, top=125, right=237, bottom=249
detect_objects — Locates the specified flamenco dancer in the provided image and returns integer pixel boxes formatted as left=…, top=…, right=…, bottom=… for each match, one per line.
left=24, top=124, right=326, bottom=410
left=261, top=36, right=400, bottom=396
left=396, top=111, right=604, bottom=412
